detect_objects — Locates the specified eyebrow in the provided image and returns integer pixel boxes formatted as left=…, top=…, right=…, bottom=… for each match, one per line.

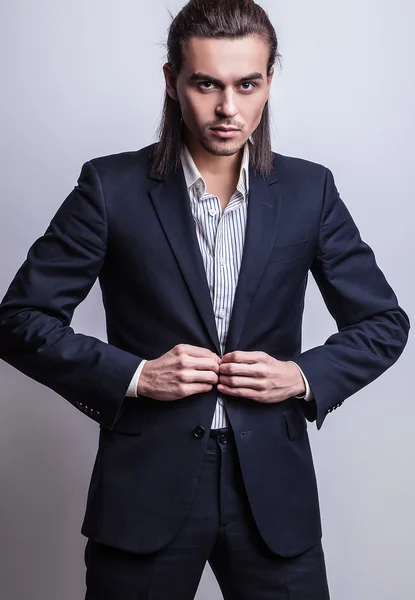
left=188, top=71, right=264, bottom=86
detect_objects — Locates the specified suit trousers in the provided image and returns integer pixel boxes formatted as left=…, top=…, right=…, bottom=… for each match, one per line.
left=84, top=424, right=330, bottom=599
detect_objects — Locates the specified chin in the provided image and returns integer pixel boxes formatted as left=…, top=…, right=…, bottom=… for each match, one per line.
left=200, top=137, right=246, bottom=157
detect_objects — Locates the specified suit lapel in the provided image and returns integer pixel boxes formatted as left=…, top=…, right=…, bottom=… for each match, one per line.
left=224, top=165, right=281, bottom=354
left=148, top=166, right=222, bottom=355
left=148, top=154, right=281, bottom=357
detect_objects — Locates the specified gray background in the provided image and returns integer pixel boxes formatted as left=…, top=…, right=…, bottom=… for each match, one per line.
left=0, top=1, right=413, bottom=598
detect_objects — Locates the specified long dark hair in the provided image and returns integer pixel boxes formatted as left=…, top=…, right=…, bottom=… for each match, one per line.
left=150, top=0, right=282, bottom=179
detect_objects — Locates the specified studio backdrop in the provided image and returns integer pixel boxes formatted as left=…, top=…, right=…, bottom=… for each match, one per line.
left=0, top=1, right=413, bottom=598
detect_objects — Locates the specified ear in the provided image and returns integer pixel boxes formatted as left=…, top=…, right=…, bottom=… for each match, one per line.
left=265, top=66, right=275, bottom=100
left=163, top=62, right=179, bottom=101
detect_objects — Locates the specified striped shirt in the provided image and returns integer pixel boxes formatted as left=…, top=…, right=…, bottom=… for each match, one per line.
left=126, top=140, right=312, bottom=427
left=179, top=141, right=251, bottom=429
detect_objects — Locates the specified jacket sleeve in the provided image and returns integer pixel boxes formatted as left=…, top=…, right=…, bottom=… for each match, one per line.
left=293, top=167, right=410, bottom=430
left=0, top=160, right=143, bottom=430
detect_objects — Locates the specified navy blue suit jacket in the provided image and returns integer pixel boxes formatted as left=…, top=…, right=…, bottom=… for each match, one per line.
left=0, top=143, right=410, bottom=556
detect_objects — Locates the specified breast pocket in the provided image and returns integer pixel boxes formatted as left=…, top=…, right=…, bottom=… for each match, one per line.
left=268, top=239, right=308, bottom=263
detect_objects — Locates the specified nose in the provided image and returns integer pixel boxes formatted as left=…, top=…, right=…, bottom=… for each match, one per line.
left=215, top=90, right=238, bottom=119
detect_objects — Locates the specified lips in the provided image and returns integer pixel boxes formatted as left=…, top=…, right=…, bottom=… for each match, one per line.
left=211, top=127, right=240, bottom=132
left=210, top=127, right=241, bottom=139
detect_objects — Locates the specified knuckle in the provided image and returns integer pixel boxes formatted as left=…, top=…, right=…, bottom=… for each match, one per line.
left=180, top=357, right=191, bottom=368
left=178, top=370, right=189, bottom=383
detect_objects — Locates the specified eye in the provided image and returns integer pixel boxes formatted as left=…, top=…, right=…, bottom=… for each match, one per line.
left=240, top=82, right=256, bottom=91
left=198, top=81, right=215, bottom=90
left=197, top=81, right=257, bottom=91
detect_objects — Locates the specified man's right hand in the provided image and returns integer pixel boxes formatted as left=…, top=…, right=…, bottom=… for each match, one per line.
left=137, top=344, right=221, bottom=401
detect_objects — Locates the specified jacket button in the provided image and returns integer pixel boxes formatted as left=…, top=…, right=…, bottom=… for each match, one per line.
left=193, top=426, right=206, bottom=438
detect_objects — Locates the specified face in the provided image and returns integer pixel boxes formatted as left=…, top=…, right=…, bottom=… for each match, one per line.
left=163, top=35, right=274, bottom=157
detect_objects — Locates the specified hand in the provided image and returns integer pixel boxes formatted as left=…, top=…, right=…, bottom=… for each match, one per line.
left=137, top=344, right=221, bottom=402
left=217, top=351, right=305, bottom=404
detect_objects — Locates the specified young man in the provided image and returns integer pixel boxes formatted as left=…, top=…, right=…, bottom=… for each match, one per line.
left=0, top=0, right=410, bottom=598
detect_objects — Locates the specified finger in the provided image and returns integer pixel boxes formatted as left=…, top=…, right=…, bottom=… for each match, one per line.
left=217, top=384, right=263, bottom=399
left=219, top=362, right=257, bottom=376
left=188, top=357, right=221, bottom=372
left=178, top=344, right=220, bottom=359
left=189, top=383, right=215, bottom=395
left=189, top=369, right=219, bottom=384
left=221, top=351, right=261, bottom=364
left=218, top=376, right=262, bottom=390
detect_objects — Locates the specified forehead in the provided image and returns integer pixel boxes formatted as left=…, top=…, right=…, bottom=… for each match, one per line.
left=181, top=35, right=269, bottom=77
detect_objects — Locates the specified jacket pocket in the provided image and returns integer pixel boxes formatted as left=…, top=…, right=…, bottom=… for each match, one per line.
left=283, top=407, right=307, bottom=440
left=103, top=399, right=146, bottom=436
left=268, top=239, right=308, bottom=263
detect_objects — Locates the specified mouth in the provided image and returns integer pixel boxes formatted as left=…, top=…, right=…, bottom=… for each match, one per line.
left=210, top=127, right=241, bottom=139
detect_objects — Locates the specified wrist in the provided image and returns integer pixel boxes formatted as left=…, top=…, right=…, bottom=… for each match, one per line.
left=286, top=361, right=306, bottom=397
left=136, top=360, right=151, bottom=396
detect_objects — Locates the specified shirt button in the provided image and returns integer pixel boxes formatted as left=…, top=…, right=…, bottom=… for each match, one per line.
left=219, top=309, right=226, bottom=318
left=220, top=256, right=226, bottom=266
left=209, top=208, right=217, bottom=216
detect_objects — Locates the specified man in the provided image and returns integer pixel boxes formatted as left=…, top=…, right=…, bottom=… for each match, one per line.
left=0, top=0, right=410, bottom=598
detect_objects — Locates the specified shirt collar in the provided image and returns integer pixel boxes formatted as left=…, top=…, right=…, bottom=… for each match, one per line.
left=180, top=138, right=251, bottom=199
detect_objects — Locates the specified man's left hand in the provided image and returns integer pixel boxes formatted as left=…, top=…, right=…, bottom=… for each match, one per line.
left=217, top=351, right=305, bottom=403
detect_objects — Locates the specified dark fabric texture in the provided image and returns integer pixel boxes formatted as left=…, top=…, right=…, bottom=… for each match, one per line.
left=0, top=142, right=409, bottom=558
left=84, top=427, right=330, bottom=599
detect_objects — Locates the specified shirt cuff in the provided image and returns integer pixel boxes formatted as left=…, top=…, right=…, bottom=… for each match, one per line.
left=288, top=361, right=314, bottom=402
left=126, top=359, right=147, bottom=397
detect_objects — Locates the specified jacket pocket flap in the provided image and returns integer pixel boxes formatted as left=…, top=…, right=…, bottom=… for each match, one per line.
left=283, top=407, right=307, bottom=440
left=269, top=239, right=308, bottom=263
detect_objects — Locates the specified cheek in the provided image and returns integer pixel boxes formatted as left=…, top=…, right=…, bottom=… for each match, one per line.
left=180, top=93, right=206, bottom=123
left=237, top=92, right=268, bottom=120
left=250, top=99, right=268, bottom=126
